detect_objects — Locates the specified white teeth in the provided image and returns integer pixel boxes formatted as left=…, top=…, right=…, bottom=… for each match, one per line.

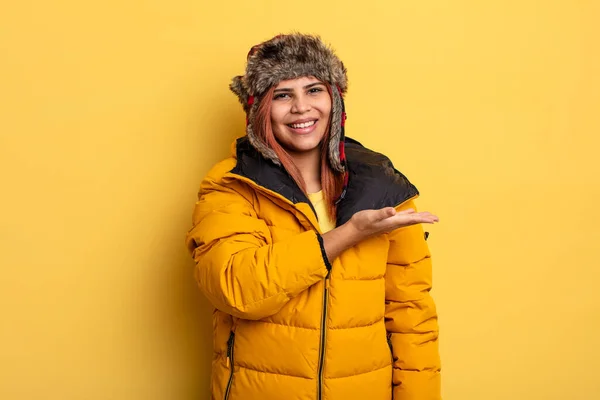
left=290, top=120, right=316, bottom=129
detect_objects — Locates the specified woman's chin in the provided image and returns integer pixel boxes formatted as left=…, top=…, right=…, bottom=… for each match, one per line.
left=277, top=133, right=323, bottom=155
left=286, top=139, right=322, bottom=154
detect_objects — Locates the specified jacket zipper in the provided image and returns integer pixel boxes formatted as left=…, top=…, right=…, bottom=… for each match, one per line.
left=227, top=172, right=330, bottom=398
left=317, top=274, right=330, bottom=400
left=224, top=331, right=235, bottom=400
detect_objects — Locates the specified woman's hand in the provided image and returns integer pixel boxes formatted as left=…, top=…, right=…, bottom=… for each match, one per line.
left=322, top=207, right=439, bottom=262
left=349, top=207, right=439, bottom=240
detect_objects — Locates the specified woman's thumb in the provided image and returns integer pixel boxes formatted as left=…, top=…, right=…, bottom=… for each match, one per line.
left=378, top=207, right=396, bottom=220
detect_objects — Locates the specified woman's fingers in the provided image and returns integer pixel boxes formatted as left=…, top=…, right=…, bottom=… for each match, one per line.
left=397, top=208, right=415, bottom=215
left=385, top=211, right=439, bottom=228
left=359, top=208, right=439, bottom=234
left=393, top=209, right=438, bottom=222
left=412, top=212, right=438, bottom=221
left=410, top=212, right=439, bottom=222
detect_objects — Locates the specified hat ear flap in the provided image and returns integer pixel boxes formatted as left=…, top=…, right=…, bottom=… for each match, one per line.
left=328, top=84, right=346, bottom=173
left=229, top=76, right=250, bottom=112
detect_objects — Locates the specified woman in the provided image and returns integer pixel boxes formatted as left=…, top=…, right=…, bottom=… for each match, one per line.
left=186, top=33, right=441, bottom=400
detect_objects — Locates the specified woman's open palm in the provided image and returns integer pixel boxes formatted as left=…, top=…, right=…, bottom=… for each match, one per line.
left=350, top=207, right=439, bottom=238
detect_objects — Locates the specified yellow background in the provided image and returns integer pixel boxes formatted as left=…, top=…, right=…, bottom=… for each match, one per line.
left=1, top=0, right=599, bottom=399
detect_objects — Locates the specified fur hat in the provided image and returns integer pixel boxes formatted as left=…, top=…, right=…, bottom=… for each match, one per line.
left=230, top=33, right=348, bottom=174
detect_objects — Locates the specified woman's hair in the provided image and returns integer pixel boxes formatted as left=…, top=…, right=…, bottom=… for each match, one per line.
left=254, top=85, right=344, bottom=220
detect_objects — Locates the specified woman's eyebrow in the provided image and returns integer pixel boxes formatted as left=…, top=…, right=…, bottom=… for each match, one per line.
left=274, top=82, right=325, bottom=93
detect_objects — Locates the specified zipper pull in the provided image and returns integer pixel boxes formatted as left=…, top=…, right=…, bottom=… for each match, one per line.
left=325, top=277, right=330, bottom=290
left=226, top=356, right=230, bottom=368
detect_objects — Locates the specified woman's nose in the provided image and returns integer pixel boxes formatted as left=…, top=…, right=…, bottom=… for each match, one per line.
left=291, top=94, right=311, bottom=113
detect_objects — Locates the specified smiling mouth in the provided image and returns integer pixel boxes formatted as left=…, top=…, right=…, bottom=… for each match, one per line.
left=287, top=120, right=317, bottom=129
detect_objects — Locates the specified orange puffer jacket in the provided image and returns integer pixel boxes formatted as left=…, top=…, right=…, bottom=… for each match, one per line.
left=186, top=137, right=441, bottom=400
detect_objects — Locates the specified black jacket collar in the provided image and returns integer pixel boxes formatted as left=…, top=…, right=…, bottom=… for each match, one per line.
left=230, top=136, right=419, bottom=226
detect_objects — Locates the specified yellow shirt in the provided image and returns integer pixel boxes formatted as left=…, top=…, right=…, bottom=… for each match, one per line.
left=307, top=190, right=336, bottom=233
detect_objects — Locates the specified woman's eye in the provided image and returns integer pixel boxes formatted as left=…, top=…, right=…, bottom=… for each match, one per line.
left=309, top=88, right=323, bottom=94
left=274, top=93, right=290, bottom=100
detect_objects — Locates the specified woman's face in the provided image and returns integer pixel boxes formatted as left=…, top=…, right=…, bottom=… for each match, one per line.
left=270, top=76, right=332, bottom=156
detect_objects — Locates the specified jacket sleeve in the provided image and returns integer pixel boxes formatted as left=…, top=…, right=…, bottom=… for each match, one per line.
left=385, top=199, right=441, bottom=400
left=185, top=178, right=330, bottom=321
